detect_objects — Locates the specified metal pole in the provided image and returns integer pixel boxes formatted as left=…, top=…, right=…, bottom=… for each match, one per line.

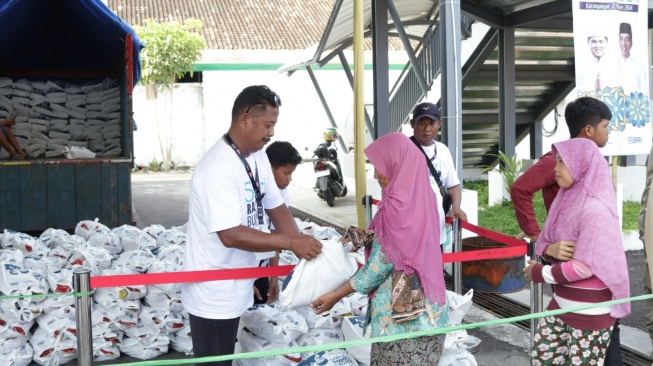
left=74, top=269, right=93, bottom=366
left=363, top=195, right=373, bottom=228
left=529, top=241, right=543, bottom=351
left=452, top=218, right=463, bottom=294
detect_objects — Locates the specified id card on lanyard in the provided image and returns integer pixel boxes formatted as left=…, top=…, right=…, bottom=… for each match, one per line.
left=224, top=134, right=275, bottom=260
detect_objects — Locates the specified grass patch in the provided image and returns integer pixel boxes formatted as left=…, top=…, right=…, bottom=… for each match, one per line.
left=463, top=180, right=640, bottom=236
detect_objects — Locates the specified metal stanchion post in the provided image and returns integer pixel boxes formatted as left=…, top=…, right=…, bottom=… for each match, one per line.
left=363, top=195, right=373, bottom=228
left=452, top=218, right=463, bottom=295
left=74, top=269, right=93, bottom=366
left=529, top=240, right=543, bottom=352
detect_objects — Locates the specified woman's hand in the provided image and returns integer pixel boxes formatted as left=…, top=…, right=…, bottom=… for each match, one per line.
left=545, top=240, right=575, bottom=261
left=266, top=277, right=279, bottom=304
left=310, top=291, right=341, bottom=314
left=523, top=260, right=537, bottom=282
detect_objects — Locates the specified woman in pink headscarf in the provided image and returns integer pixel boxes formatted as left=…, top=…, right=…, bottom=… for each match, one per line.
left=310, top=133, right=449, bottom=365
left=524, top=138, right=630, bottom=365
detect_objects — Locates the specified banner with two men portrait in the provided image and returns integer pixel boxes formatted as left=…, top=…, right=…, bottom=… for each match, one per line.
left=573, top=0, right=651, bottom=155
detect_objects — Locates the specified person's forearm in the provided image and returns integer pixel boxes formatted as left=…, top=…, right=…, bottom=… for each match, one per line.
left=449, top=184, right=462, bottom=210
left=218, top=225, right=293, bottom=252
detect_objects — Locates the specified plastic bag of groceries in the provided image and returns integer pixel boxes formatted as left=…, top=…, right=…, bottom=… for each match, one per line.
left=67, top=243, right=112, bottom=275
left=23, top=254, right=64, bottom=273
left=92, top=299, right=139, bottom=331
left=0, top=343, right=33, bottom=366
left=94, top=270, right=146, bottom=304
left=278, top=251, right=299, bottom=282
left=346, top=292, right=368, bottom=316
left=42, top=295, right=76, bottom=319
left=240, top=304, right=308, bottom=343
left=29, top=318, right=77, bottom=366
left=447, top=289, right=474, bottom=326
left=438, top=333, right=479, bottom=366
left=298, top=350, right=359, bottom=366
left=151, top=244, right=185, bottom=269
left=169, top=322, right=192, bottom=354
left=75, top=218, right=110, bottom=240
left=112, top=249, right=156, bottom=273
left=294, top=298, right=351, bottom=329
left=1, top=230, right=48, bottom=257
left=111, top=225, right=157, bottom=252
left=153, top=229, right=186, bottom=247
left=296, top=328, right=344, bottom=359
left=38, top=228, right=69, bottom=248
left=300, top=223, right=342, bottom=241
left=0, top=263, right=48, bottom=299
left=0, top=248, right=24, bottom=265
left=145, top=262, right=183, bottom=312
left=341, top=316, right=370, bottom=366
left=142, top=224, right=166, bottom=242
left=236, top=328, right=302, bottom=365
left=280, top=239, right=357, bottom=308
left=92, top=330, right=123, bottom=362
left=119, top=334, right=169, bottom=360
left=88, top=232, right=123, bottom=256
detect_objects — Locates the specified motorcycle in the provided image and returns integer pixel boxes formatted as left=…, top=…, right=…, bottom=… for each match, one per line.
left=313, top=128, right=347, bottom=207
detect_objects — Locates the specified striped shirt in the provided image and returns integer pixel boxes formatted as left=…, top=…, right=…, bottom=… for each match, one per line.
left=532, top=260, right=615, bottom=330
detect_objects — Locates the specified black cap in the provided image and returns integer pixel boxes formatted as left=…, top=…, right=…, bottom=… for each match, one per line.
left=412, top=102, right=440, bottom=122
left=619, top=22, right=632, bottom=37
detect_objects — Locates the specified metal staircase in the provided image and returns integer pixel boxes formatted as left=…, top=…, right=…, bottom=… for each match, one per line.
left=388, top=18, right=575, bottom=168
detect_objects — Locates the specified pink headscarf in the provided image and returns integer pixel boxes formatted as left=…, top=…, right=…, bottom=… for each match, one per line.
left=536, top=138, right=630, bottom=318
left=364, top=132, right=445, bottom=305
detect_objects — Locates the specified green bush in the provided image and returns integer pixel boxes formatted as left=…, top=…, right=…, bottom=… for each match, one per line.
left=463, top=179, right=640, bottom=236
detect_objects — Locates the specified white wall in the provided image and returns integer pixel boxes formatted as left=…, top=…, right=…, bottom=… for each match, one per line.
left=132, top=66, right=403, bottom=167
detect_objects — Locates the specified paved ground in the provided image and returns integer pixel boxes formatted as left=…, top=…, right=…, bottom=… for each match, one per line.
left=124, top=165, right=653, bottom=365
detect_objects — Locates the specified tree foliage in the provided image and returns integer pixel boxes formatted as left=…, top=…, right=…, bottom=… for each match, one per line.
left=134, top=19, right=206, bottom=87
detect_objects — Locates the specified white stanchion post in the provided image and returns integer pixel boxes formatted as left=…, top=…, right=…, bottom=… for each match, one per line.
left=74, top=269, right=94, bottom=366
left=529, top=241, right=543, bottom=352
left=453, top=218, right=463, bottom=295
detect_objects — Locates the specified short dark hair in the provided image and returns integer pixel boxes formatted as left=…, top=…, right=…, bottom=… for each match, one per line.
left=564, top=97, right=612, bottom=137
left=266, top=141, right=302, bottom=169
left=231, top=85, right=281, bottom=120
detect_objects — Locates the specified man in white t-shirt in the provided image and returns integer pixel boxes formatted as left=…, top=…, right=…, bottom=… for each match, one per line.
left=410, top=102, right=467, bottom=247
left=182, top=85, right=322, bottom=366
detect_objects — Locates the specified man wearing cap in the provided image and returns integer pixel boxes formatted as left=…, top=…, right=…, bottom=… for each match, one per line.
left=578, top=30, right=617, bottom=93
left=409, top=102, right=467, bottom=252
left=617, top=22, right=648, bottom=96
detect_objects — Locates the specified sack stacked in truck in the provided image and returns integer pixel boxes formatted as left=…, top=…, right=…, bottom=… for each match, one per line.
left=0, top=77, right=122, bottom=158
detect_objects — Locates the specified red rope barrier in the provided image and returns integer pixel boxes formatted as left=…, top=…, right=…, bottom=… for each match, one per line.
left=90, top=265, right=295, bottom=289
left=91, top=199, right=528, bottom=289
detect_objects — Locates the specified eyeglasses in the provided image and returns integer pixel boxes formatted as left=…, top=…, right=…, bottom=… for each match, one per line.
left=245, top=94, right=282, bottom=113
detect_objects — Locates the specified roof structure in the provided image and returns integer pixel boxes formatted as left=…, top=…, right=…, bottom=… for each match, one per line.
left=109, top=0, right=335, bottom=50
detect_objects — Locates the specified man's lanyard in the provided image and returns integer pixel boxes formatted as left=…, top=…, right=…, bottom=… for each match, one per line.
left=224, top=134, right=265, bottom=226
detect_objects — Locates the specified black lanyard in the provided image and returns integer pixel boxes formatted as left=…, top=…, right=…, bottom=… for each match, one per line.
left=224, top=134, right=265, bottom=226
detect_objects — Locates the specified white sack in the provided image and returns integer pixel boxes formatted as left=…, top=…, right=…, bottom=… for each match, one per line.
left=279, top=239, right=357, bottom=308
left=297, top=350, right=358, bottom=366
left=341, top=316, right=370, bottom=366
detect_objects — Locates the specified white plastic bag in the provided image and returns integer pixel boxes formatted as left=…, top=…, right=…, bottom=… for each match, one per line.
left=239, top=304, right=308, bottom=343
left=237, top=328, right=302, bottom=365
left=119, top=334, right=169, bottom=360
left=74, top=219, right=110, bottom=240
left=63, top=146, right=96, bottom=159
left=341, top=316, right=370, bottom=366
left=446, top=289, right=474, bottom=326
left=279, top=239, right=357, bottom=308
left=298, top=350, right=358, bottom=366
left=296, top=328, right=344, bottom=358
left=294, top=298, right=351, bottom=329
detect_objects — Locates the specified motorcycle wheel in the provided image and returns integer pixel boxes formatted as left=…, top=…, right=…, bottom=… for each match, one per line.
left=341, top=185, right=348, bottom=197
left=325, top=189, right=336, bottom=207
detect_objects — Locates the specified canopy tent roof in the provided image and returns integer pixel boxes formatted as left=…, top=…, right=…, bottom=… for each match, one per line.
left=0, top=0, right=143, bottom=85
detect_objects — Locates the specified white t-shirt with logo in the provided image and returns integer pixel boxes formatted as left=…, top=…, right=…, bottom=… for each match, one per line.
left=182, top=137, right=285, bottom=319
left=420, top=141, right=460, bottom=244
